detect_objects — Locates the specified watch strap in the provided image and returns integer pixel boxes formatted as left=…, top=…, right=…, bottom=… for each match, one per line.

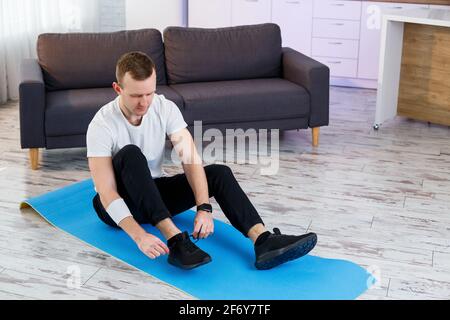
left=196, top=203, right=212, bottom=213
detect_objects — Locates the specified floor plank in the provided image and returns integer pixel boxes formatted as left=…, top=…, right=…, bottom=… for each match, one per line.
left=0, top=269, right=152, bottom=300
left=84, top=267, right=195, bottom=300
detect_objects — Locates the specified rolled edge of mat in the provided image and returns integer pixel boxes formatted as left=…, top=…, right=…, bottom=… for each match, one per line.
left=19, top=201, right=31, bottom=209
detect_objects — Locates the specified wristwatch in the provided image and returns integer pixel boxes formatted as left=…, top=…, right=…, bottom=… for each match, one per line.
left=196, top=203, right=212, bottom=213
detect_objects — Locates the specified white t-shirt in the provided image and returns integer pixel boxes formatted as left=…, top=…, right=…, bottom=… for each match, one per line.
left=86, top=94, right=187, bottom=178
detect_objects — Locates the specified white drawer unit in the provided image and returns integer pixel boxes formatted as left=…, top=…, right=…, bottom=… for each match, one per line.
left=312, top=38, right=359, bottom=59
left=188, top=1, right=450, bottom=88
left=231, top=0, right=272, bottom=26
left=188, top=0, right=232, bottom=28
left=313, top=56, right=358, bottom=78
left=312, top=1, right=361, bottom=81
left=357, top=1, right=430, bottom=80
left=313, top=0, right=362, bottom=20
left=272, top=0, right=313, bottom=55
left=313, top=18, right=360, bottom=39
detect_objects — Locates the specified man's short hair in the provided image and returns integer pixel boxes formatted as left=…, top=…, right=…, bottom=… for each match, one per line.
left=115, top=51, right=155, bottom=85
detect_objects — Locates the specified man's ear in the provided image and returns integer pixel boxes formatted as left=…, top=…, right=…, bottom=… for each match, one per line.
left=112, top=82, right=122, bottom=95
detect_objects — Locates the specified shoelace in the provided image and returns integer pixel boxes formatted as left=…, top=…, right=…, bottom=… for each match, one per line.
left=189, top=225, right=203, bottom=244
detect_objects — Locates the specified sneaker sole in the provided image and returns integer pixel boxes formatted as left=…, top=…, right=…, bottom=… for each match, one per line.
left=255, top=233, right=317, bottom=270
left=168, top=255, right=212, bottom=270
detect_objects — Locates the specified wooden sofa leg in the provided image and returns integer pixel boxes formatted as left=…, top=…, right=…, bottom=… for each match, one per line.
left=312, top=127, right=319, bottom=147
left=29, top=148, right=39, bottom=170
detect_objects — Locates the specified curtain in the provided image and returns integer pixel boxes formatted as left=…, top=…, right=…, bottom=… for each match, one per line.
left=0, top=0, right=100, bottom=104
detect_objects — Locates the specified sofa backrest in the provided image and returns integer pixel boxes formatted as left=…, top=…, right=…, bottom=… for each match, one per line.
left=163, top=23, right=282, bottom=84
left=37, top=29, right=167, bottom=91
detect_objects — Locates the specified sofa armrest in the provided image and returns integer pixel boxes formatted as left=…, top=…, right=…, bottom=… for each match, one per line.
left=19, top=59, right=46, bottom=149
left=282, top=47, right=330, bottom=128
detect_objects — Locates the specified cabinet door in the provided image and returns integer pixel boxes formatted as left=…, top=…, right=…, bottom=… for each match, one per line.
left=188, top=0, right=232, bottom=28
left=231, top=0, right=272, bottom=26
left=358, top=2, right=429, bottom=80
left=272, top=0, right=313, bottom=56
left=313, top=0, right=362, bottom=20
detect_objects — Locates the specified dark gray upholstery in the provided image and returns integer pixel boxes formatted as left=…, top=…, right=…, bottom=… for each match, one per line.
left=45, top=85, right=183, bottom=137
left=19, top=24, right=330, bottom=152
left=38, top=29, right=167, bottom=90
left=186, top=117, right=310, bottom=137
left=155, top=86, right=184, bottom=110
left=282, top=48, right=330, bottom=127
left=164, top=24, right=282, bottom=84
left=45, top=88, right=117, bottom=137
left=19, top=59, right=46, bottom=148
left=171, top=78, right=309, bottom=125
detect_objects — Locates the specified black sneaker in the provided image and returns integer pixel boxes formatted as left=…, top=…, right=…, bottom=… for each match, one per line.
left=167, top=231, right=212, bottom=270
left=254, top=228, right=317, bottom=270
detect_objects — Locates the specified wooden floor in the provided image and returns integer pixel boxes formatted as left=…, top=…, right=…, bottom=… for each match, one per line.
left=0, top=86, right=449, bottom=300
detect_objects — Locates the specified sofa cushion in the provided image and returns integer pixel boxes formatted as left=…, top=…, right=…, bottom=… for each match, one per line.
left=45, top=88, right=116, bottom=137
left=38, top=29, right=167, bottom=91
left=170, top=78, right=310, bottom=125
left=45, top=86, right=183, bottom=137
left=155, top=86, right=184, bottom=110
left=163, top=23, right=282, bottom=84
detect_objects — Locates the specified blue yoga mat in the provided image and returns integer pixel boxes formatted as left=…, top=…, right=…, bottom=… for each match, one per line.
left=20, top=179, right=374, bottom=300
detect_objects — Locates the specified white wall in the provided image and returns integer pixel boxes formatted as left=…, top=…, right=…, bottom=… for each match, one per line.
left=99, top=0, right=126, bottom=32
left=125, top=0, right=187, bottom=32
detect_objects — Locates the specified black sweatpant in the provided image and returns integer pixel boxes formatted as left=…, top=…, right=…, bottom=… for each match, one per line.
left=92, top=144, right=264, bottom=237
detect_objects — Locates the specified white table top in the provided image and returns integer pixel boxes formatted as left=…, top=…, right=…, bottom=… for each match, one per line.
left=383, top=8, right=450, bottom=27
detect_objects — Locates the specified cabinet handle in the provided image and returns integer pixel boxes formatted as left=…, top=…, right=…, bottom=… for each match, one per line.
left=245, top=0, right=259, bottom=2
left=331, top=3, right=345, bottom=6
left=285, top=0, right=300, bottom=3
left=332, top=23, right=345, bottom=26
left=390, top=6, right=404, bottom=9
left=327, top=61, right=342, bottom=64
left=328, top=42, right=343, bottom=45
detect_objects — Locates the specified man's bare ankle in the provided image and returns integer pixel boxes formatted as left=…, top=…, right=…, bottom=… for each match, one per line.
left=165, top=229, right=182, bottom=240
left=156, top=218, right=181, bottom=240
left=248, top=223, right=268, bottom=244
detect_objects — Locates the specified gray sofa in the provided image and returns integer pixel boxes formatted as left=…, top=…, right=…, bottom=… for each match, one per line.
left=19, top=23, right=329, bottom=169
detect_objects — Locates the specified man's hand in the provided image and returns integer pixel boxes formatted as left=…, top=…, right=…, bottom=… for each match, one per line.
left=135, top=232, right=170, bottom=259
left=193, top=210, right=214, bottom=239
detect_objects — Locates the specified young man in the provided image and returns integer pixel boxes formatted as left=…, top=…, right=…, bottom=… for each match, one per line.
left=86, top=51, right=317, bottom=270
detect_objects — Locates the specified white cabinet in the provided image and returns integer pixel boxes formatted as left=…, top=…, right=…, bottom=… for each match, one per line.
left=358, top=1, right=386, bottom=80
left=312, top=0, right=361, bottom=80
left=430, top=4, right=450, bottom=10
left=358, top=1, right=429, bottom=80
left=313, top=19, right=360, bottom=40
left=312, top=38, right=359, bottom=59
left=188, top=0, right=232, bottom=28
left=313, top=0, right=362, bottom=20
left=313, top=57, right=358, bottom=78
left=272, top=0, right=313, bottom=55
left=231, top=0, right=272, bottom=26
